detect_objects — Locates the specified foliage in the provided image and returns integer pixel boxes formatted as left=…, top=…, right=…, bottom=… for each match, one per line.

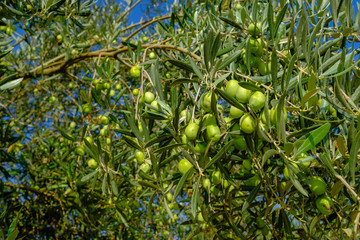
left=1, top=0, right=360, bottom=239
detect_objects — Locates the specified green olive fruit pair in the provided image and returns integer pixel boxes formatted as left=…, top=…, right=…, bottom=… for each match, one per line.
left=249, top=37, right=264, bottom=56
left=100, top=115, right=110, bottom=125
left=99, top=126, right=109, bottom=136
left=226, top=79, right=239, bottom=98
left=180, top=109, right=191, bottom=122
left=283, top=163, right=299, bottom=180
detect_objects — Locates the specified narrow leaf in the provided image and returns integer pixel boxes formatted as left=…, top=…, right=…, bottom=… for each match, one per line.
left=294, top=123, right=331, bottom=158
left=242, top=185, right=260, bottom=212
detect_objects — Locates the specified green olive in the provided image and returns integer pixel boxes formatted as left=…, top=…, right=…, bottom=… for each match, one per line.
left=185, top=122, right=199, bottom=140
left=144, top=92, right=155, bottom=104
left=240, top=114, right=256, bottom=134
left=249, top=91, right=266, bottom=112
left=316, top=195, right=333, bottom=215
left=226, top=80, right=239, bottom=98
left=235, top=86, right=251, bottom=103
left=178, top=158, right=193, bottom=175
left=308, top=176, right=327, bottom=195
left=206, top=124, right=221, bottom=142
left=248, top=22, right=262, bottom=37
left=229, top=105, right=244, bottom=119
left=130, top=65, right=141, bottom=78
left=87, top=159, right=98, bottom=169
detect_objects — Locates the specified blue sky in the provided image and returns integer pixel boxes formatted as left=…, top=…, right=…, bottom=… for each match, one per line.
left=123, top=0, right=359, bottom=24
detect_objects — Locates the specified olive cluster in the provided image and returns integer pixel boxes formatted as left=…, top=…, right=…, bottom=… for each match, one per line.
left=237, top=23, right=271, bottom=76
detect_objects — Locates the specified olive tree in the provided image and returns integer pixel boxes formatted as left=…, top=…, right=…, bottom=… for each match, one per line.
left=1, top=0, right=360, bottom=239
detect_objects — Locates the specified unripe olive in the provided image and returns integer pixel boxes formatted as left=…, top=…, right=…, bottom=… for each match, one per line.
left=245, top=174, right=261, bottom=186
left=203, top=178, right=210, bottom=190
left=316, top=195, right=333, bottom=215
left=233, top=135, right=247, bottom=151
left=88, top=158, right=98, bottom=169
left=206, top=125, right=221, bottom=142
left=211, top=170, right=222, bottom=185
left=201, top=92, right=217, bottom=112
left=308, top=176, right=327, bottom=195
left=149, top=52, right=156, bottom=59
left=248, top=22, right=262, bottom=37
left=140, top=163, right=151, bottom=173
left=226, top=80, right=239, bottom=98
left=240, top=114, right=256, bottom=134
left=132, top=88, right=139, bottom=96
left=135, top=151, right=145, bottom=164
left=130, top=65, right=141, bottom=78
left=76, top=146, right=85, bottom=156
left=235, top=86, right=251, bottom=103
left=150, top=100, right=160, bottom=110
left=85, top=136, right=93, bottom=145
left=249, top=91, right=266, bottom=112
left=229, top=105, right=244, bottom=119
left=178, top=158, right=193, bottom=175
left=185, top=122, right=199, bottom=140
left=101, top=115, right=110, bottom=125
left=144, top=92, right=155, bottom=104
left=258, top=60, right=271, bottom=76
